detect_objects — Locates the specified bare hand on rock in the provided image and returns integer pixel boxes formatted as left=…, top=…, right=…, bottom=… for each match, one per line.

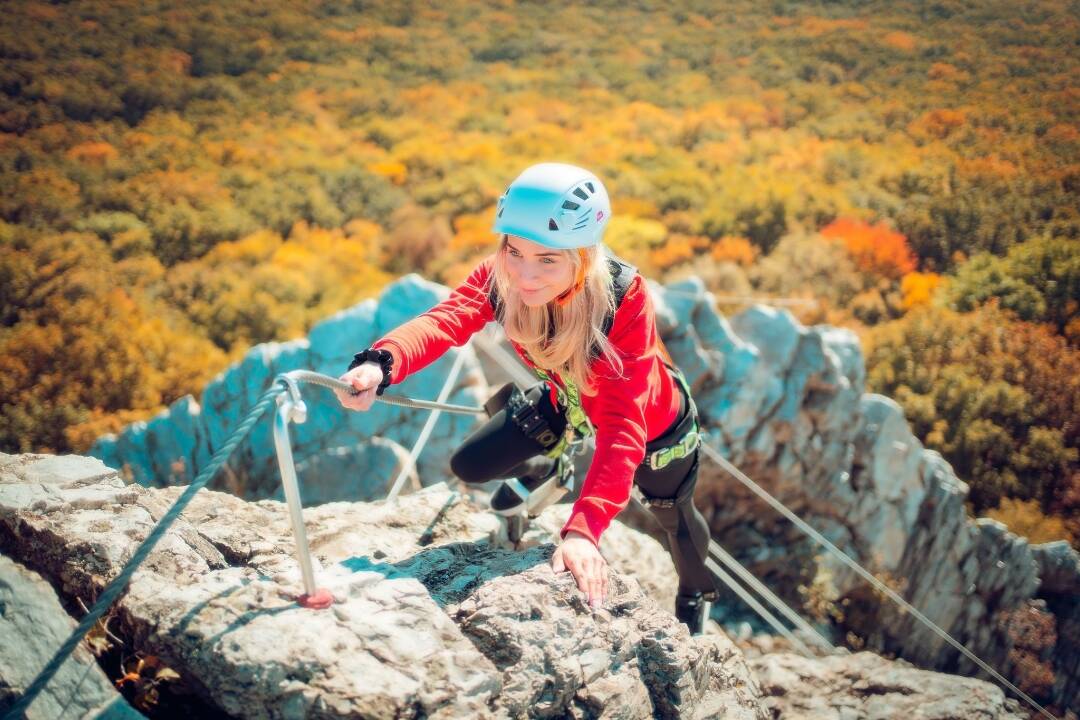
left=552, top=530, right=608, bottom=608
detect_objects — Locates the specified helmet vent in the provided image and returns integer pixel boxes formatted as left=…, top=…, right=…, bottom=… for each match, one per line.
left=561, top=200, right=580, bottom=210
left=548, top=219, right=560, bottom=231
left=585, top=182, right=595, bottom=193
left=572, top=187, right=589, bottom=201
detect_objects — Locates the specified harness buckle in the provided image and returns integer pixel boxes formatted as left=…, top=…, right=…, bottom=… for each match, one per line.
left=647, top=427, right=700, bottom=470
left=506, top=386, right=560, bottom=451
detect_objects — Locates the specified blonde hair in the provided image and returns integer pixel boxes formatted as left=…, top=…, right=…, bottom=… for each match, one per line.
left=490, top=234, right=624, bottom=395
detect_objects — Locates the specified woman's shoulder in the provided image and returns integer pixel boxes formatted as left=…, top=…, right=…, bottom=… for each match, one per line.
left=604, top=272, right=655, bottom=346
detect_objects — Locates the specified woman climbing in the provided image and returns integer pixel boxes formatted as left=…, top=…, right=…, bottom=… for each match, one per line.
left=334, top=162, right=719, bottom=634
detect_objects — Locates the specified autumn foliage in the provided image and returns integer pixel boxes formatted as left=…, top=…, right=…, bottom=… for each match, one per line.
left=899, top=271, right=942, bottom=309
left=865, top=302, right=1079, bottom=542
left=820, top=218, right=917, bottom=280
left=995, top=602, right=1058, bottom=703
left=0, top=0, right=1075, bottom=556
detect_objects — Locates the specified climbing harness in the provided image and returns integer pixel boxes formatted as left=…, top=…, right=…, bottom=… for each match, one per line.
left=530, top=362, right=702, bottom=475
left=645, top=430, right=701, bottom=472
left=530, top=366, right=594, bottom=443
left=503, top=383, right=563, bottom=451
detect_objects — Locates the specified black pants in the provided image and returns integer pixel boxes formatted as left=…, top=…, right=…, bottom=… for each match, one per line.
left=450, top=376, right=717, bottom=597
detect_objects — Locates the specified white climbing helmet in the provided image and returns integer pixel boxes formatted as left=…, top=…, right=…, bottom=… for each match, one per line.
left=492, top=162, right=612, bottom=249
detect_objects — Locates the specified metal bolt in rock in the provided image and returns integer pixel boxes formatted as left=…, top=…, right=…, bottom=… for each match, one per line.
left=273, top=374, right=333, bottom=609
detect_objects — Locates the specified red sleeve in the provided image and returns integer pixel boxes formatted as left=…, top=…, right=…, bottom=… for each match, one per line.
left=372, top=256, right=496, bottom=385
left=561, top=275, right=655, bottom=546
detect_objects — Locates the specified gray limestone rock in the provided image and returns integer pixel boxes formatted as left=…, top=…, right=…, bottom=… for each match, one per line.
left=0, top=452, right=768, bottom=719
left=748, top=651, right=1026, bottom=720
left=524, top=503, right=681, bottom=617
left=0, top=555, right=143, bottom=720
left=1033, top=540, right=1080, bottom=596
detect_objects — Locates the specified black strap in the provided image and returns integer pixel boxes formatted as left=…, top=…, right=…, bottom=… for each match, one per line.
left=505, top=384, right=561, bottom=449
left=602, top=256, right=637, bottom=334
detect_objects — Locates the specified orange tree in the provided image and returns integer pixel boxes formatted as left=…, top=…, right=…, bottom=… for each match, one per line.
left=0, top=231, right=225, bottom=452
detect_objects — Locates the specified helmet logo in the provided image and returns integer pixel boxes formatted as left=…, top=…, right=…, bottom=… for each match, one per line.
left=595, top=210, right=605, bottom=222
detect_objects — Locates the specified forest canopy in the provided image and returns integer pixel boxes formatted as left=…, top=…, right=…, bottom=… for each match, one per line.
left=1, top=0, right=1076, bottom=544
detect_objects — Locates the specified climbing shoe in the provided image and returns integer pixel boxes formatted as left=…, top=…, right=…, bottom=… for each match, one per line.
left=490, top=453, right=574, bottom=518
left=675, top=591, right=711, bottom=636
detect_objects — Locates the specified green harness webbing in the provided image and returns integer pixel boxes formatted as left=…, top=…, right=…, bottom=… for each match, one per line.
left=529, top=363, right=700, bottom=470
left=646, top=364, right=701, bottom=471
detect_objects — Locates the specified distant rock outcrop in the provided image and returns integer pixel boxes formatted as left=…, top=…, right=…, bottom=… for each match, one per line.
left=90, top=274, right=487, bottom=503
left=89, top=272, right=1080, bottom=713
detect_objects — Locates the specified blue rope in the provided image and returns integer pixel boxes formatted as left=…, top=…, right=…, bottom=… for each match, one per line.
left=4, top=385, right=285, bottom=720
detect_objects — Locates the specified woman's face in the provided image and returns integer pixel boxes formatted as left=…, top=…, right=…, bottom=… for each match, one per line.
left=502, top=235, right=575, bottom=308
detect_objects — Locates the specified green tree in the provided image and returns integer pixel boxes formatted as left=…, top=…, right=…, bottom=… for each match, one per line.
left=866, top=303, right=1080, bottom=513
left=944, top=236, right=1080, bottom=344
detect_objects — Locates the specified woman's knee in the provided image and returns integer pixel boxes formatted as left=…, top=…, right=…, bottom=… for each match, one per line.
left=450, top=382, right=565, bottom=484
left=450, top=445, right=493, bottom=484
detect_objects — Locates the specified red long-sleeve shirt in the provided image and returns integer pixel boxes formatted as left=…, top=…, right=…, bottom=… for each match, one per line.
left=371, top=255, right=681, bottom=546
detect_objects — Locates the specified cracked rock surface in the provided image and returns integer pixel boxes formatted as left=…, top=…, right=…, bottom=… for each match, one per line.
left=747, top=651, right=1026, bottom=720
left=0, top=555, right=143, bottom=719
left=0, top=452, right=767, bottom=719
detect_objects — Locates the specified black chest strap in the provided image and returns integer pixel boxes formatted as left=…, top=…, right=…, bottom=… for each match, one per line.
left=602, top=256, right=637, bottom=334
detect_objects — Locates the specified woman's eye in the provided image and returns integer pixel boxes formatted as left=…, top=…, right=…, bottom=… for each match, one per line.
left=541, top=258, right=555, bottom=264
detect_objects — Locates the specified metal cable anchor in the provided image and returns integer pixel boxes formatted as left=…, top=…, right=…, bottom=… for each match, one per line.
left=273, top=373, right=332, bottom=609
